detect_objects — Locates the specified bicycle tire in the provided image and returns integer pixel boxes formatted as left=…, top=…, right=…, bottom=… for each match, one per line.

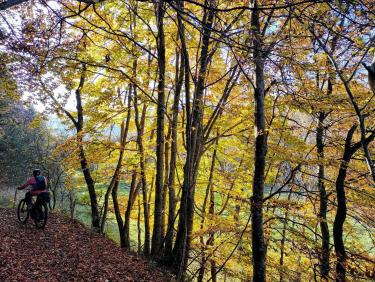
left=34, top=202, right=48, bottom=229
left=17, top=199, right=29, bottom=224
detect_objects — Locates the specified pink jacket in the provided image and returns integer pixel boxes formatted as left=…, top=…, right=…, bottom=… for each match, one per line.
left=20, top=177, right=48, bottom=196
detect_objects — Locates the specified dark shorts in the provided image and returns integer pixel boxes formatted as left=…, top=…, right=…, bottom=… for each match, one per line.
left=37, top=192, right=50, bottom=203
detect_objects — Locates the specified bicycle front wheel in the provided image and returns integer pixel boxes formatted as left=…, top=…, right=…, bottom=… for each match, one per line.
left=17, top=199, right=29, bottom=224
left=34, top=202, right=48, bottom=229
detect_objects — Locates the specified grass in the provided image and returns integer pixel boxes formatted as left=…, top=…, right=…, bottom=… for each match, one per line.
left=65, top=182, right=142, bottom=250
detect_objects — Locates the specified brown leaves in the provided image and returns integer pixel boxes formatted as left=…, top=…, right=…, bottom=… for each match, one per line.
left=0, top=208, right=171, bottom=281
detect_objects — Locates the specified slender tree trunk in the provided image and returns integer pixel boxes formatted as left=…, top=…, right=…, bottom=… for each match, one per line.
left=316, top=111, right=330, bottom=280
left=152, top=0, right=166, bottom=257
left=164, top=46, right=184, bottom=259
left=111, top=4, right=140, bottom=246
left=161, top=128, right=170, bottom=247
left=100, top=167, right=115, bottom=233
left=112, top=179, right=125, bottom=247
left=74, top=64, right=100, bottom=231
left=78, top=143, right=100, bottom=230
left=208, top=177, right=216, bottom=282
left=334, top=126, right=356, bottom=282
left=341, top=80, right=375, bottom=183
left=49, top=170, right=62, bottom=210
left=197, top=167, right=212, bottom=281
left=111, top=90, right=133, bottom=247
left=197, top=193, right=209, bottom=282
left=279, top=191, right=293, bottom=282
left=69, top=191, right=76, bottom=220
left=134, top=83, right=150, bottom=256
left=332, top=125, right=374, bottom=281
left=315, top=65, right=333, bottom=279
left=210, top=259, right=217, bottom=282
left=198, top=137, right=217, bottom=282
left=279, top=213, right=287, bottom=282
left=137, top=196, right=142, bottom=255
left=123, top=171, right=138, bottom=249
left=251, top=1, right=266, bottom=281
left=101, top=89, right=132, bottom=234
left=207, top=141, right=217, bottom=282
left=172, top=1, right=216, bottom=278
left=139, top=141, right=150, bottom=256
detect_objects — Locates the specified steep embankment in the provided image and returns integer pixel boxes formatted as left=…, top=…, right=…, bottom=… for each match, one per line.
left=0, top=208, right=171, bottom=281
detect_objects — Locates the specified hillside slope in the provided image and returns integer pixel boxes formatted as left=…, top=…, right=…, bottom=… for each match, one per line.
left=0, top=208, right=171, bottom=281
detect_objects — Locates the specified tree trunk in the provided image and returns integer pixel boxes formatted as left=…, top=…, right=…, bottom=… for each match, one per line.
left=134, top=84, right=150, bottom=256
left=123, top=171, right=139, bottom=249
left=333, top=125, right=375, bottom=281
left=74, top=64, right=100, bottom=231
left=161, top=127, right=170, bottom=248
left=172, top=1, right=216, bottom=278
left=164, top=45, right=184, bottom=259
left=334, top=126, right=356, bottom=282
left=198, top=136, right=217, bottom=282
left=111, top=89, right=133, bottom=247
left=279, top=191, right=293, bottom=282
left=208, top=181, right=216, bottom=282
left=137, top=196, right=142, bottom=255
left=317, top=111, right=330, bottom=280
left=152, top=0, right=166, bottom=257
left=279, top=213, right=287, bottom=282
left=112, top=179, right=125, bottom=247
left=101, top=89, right=132, bottom=234
left=210, top=258, right=217, bottom=282
left=110, top=2, right=139, bottom=241
left=251, top=1, right=267, bottom=281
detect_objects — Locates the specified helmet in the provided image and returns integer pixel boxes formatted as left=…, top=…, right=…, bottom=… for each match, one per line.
left=33, top=169, right=41, bottom=176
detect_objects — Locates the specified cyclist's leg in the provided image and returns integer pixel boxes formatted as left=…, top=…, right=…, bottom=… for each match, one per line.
left=25, top=192, right=32, bottom=208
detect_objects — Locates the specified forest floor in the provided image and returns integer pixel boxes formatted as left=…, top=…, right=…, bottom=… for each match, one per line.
left=0, top=208, right=172, bottom=281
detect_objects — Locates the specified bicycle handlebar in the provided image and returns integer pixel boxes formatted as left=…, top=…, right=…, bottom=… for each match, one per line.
left=17, top=187, right=31, bottom=190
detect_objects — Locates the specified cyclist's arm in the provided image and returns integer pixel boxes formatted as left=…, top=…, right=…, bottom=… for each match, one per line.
left=19, top=178, right=35, bottom=189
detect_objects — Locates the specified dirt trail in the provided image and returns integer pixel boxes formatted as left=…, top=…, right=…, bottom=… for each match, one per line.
left=0, top=208, right=171, bottom=281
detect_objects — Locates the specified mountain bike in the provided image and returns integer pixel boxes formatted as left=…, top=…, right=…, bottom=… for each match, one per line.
left=17, top=191, right=49, bottom=229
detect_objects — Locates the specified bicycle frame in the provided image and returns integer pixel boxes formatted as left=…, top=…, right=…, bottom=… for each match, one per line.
left=17, top=188, right=49, bottom=229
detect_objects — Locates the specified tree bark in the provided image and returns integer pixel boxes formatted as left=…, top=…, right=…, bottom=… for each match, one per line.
left=74, top=64, right=100, bottom=231
left=161, top=130, right=170, bottom=245
left=137, top=196, right=142, bottom=255
left=123, top=171, right=139, bottom=249
left=333, top=125, right=375, bottom=281
left=164, top=45, right=184, bottom=259
left=317, top=111, right=330, bottom=280
left=333, top=126, right=355, bottom=282
left=101, top=89, right=132, bottom=234
left=197, top=145, right=217, bottom=282
left=208, top=177, right=216, bottom=282
left=134, top=82, right=150, bottom=256
left=172, top=1, right=216, bottom=278
left=152, top=0, right=166, bottom=257
left=112, top=179, right=126, bottom=246
left=111, top=90, right=133, bottom=247
left=251, top=1, right=267, bottom=281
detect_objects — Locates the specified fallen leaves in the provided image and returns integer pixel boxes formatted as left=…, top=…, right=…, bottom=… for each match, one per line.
left=0, top=208, right=172, bottom=281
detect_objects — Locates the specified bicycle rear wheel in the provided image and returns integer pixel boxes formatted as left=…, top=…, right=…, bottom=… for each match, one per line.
left=34, top=202, right=48, bottom=229
left=17, top=199, right=29, bottom=224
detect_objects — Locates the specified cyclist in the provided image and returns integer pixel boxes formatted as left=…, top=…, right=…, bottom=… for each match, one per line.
left=18, top=169, right=48, bottom=210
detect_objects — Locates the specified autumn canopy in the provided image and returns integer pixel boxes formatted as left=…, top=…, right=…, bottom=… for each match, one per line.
left=0, top=0, right=374, bottom=281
